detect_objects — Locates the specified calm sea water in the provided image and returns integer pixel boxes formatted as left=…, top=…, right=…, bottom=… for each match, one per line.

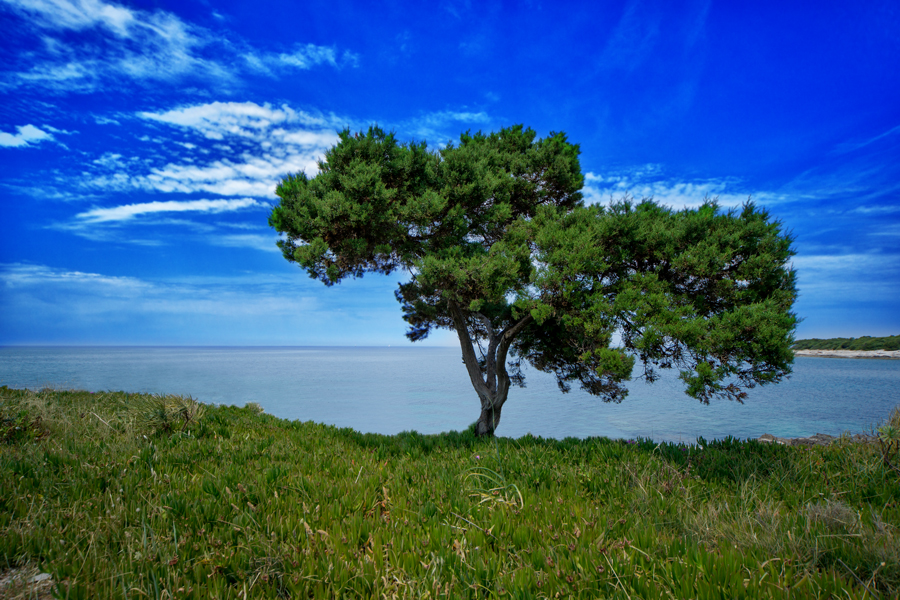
left=1, top=346, right=897, bottom=443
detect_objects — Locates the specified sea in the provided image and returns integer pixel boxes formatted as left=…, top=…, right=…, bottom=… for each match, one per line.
left=1, top=346, right=898, bottom=443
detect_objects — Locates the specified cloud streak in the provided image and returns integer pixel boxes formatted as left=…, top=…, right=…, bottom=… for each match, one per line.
left=791, top=252, right=900, bottom=305
left=0, top=0, right=358, bottom=92
left=137, top=102, right=347, bottom=140
left=0, top=262, right=414, bottom=345
left=582, top=168, right=784, bottom=209
left=75, top=197, right=265, bottom=223
left=0, top=124, right=55, bottom=147
left=399, top=110, right=493, bottom=142
left=83, top=102, right=501, bottom=199
left=3, top=0, right=139, bottom=35
left=138, top=156, right=319, bottom=197
left=130, top=101, right=344, bottom=196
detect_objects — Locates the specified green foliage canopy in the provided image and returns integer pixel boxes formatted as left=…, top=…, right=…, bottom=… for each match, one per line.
left=269, top=125, right=798, bottom=434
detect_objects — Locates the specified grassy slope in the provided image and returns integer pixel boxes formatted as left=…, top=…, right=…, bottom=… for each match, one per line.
left=1, top=387, right=899, bottom=599
left=793, top=335, right=900, bottom=351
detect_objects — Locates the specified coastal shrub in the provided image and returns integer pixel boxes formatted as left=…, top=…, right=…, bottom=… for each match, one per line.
left=127, top=393, right=205, bottom=436
left=793, top=335, right=900, bottom=351
left=2, top=387, right=899, bottom=598
left=244, top=402, right=264, bottom=414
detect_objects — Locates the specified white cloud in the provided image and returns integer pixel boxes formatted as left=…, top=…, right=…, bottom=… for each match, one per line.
left=75, top=197, right=265, bottom=223
left=1, top=0, right=357, bottom=92
left=12, top=61, right=97, bottom=89
left=74, top=102, right=499, bottom=203
left=94, top=115, right=120, bottom=125
left=274, top=44, right=359, bottom=70
left=2, top=0, right=230, bottom=90
left=1, top=262, right=148, bottom=289
left=582, top=168, right=784, bottom=209
left=136, top=152, right=323, bottom=197
left=68, top=101, right=499, bottom=228
left=0, top=124, right=55, bottom=147
left=123, top=101, right=344, bottom=196
left=2, top=0, right=135, bottom=35
left=242, top=45, right=359, bottom=73
left=138, top=101, right=346, bottom=142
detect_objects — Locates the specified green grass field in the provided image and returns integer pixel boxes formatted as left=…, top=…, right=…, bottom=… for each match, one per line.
left=2, top=386, right=899, bottom=598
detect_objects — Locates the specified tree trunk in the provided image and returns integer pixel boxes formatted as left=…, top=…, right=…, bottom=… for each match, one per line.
left=475, top=394, right=505, bottom=437
left=448, top=300, right=532, bottom=437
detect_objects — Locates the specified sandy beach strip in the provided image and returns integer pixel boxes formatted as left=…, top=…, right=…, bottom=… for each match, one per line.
left=794, top=349, right=900, bottom=359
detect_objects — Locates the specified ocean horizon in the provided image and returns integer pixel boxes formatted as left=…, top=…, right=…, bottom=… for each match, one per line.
left=1, top=345, right=898, bottom=443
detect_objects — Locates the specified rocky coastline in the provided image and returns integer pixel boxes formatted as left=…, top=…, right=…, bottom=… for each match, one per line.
left=793, top=349, right=900, bottom=359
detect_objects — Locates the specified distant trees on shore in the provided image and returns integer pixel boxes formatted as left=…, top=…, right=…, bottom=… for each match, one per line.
left=793, top=335, right=900, bottom=351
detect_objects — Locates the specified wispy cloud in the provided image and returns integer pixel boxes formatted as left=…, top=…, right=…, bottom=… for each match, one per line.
left=138, top=102, right=346, bottom=143
left=75, top=197, right=265, bottom=223
left=598, top=0, right=662, bottom=72
left=1, top=261, right=149, bottom=290
left=131, top=101, right=344, bottom=196
left=791, top=252, right=900, bottom=304
left=88, top=102, right=498, bottom=197
left=851, top=204, right=900, bottom=215
left=0, top=262, right=412, bottom=345
left=0, top=0, right=358, bottom=93
left=37, top=100, right=501, bottom=209
left=0, top=124, right=55, bottom=147
left=832, top=124, right=900, bottom=155
left=268, top=44, right=359, bottom=70
left=0, top=261, right=315, bottom=322
left=582, top=168, right=784, bottom=209
left=214, top=233, right=282, bottom=253
left=398, top=109, right=493, bottom=143
left=4, top=0, right=137, bottom=35
left=870, top=224, right=900, bottom=238
left=56, top=194, right=276, bottom=250
left=2, top=0, right=230, bottom=91
left=137, top=155, right=321, bottom=197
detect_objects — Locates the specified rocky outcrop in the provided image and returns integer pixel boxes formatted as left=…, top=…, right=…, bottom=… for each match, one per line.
left=0, top=567, right=54, bottom=599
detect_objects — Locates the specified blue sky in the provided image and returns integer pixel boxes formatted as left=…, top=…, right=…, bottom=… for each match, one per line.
left=1, top=0, right=898, bottom=346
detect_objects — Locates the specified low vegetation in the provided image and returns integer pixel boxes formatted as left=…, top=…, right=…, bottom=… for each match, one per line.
left=2, top=386, right=899, bottom=598
left=793, top=335, right=900, bottom=351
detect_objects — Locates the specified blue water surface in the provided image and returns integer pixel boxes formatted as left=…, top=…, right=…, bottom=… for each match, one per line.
left=1, top=346, right=897, bottom=442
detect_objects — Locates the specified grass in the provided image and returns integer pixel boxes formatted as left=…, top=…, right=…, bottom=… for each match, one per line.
left=1, top=386, right=899, bottom=599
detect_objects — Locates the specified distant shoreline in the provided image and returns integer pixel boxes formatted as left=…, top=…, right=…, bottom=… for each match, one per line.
left=794, top=349, right=900, bottom=359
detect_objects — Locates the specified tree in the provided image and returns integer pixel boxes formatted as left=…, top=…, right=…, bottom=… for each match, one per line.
left=269, top=125, right=798, bottom=436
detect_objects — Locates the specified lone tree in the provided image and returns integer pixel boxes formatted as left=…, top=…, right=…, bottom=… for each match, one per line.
left=269, top=125, right=797, bottom=436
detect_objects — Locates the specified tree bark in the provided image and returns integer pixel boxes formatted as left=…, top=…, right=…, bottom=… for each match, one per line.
left=447, top=300, right=532, bottom=436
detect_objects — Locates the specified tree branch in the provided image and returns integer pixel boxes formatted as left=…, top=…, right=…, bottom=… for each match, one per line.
left=448, top=300, right=492, bottom=400
left=496, top=313, right=534, bottom=378
left=476, top=312, right=500, bottom=393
